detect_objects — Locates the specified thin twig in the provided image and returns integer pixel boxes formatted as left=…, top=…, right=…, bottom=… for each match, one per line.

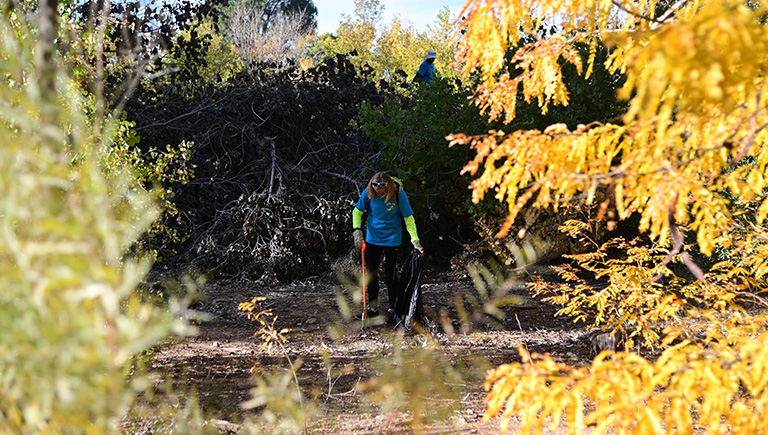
left=729, top=91, right=763, bottom=166
left=515, top=314, right=532, bottom=363
left=650, top=0, right=692, bottom=30
left=134, top=97, right=225, bottom=130
left=651, top=196, right=704, bottom=282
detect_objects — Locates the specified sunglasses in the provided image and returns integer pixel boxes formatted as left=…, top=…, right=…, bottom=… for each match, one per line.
left=372, top=182, right=388, bottom=189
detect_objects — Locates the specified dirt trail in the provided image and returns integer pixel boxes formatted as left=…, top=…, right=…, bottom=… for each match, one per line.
left=150, top=266, right=593, bottom=433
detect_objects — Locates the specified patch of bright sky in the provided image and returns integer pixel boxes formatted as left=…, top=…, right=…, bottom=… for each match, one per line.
left=313, top=0, right=468, bottom=35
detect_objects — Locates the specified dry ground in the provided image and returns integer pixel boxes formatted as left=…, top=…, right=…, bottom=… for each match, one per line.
left=149, top=264, right=597, bottom=434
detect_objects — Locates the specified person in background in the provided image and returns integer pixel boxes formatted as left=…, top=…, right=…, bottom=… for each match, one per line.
left=352, top=173, right=423, bottom=323
left=413, top=49, right=437, bottom=84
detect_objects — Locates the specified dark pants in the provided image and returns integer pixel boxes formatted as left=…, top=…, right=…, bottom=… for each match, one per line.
left=363, top=243, right=399, bottom=311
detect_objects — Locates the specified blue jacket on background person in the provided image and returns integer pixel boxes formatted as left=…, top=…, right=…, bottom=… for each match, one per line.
left=414, top=50, right=437, bottom=83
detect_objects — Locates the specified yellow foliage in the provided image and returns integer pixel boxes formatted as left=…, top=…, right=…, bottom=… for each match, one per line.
left=472, top=35, right=583, bottom=122
left=449, top=124, right=625, bottom=238
left=454, top=1, right=768, bottom=433
left=239, top=296, right=291, bottom=355
left=486, top=312, right=768, bottom=434
left=530, top=232, right=751, bottom=349
left=453, top=0, right=768, bottom=252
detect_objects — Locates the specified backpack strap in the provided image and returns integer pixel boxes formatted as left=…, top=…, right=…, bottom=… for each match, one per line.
left=391, top=176, right=403, bottom=211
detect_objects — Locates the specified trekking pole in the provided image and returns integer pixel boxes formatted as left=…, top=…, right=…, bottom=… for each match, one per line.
left=361, top=240, right=367, bottom=329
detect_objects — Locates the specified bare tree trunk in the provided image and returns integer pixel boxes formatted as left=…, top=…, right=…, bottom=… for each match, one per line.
left=93, top=0, right=112, bottom=139
left=36, top=0, right=58, bottom=110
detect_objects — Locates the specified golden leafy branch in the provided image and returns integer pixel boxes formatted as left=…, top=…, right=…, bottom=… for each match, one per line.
left=454, top=1, right=768, bottom=432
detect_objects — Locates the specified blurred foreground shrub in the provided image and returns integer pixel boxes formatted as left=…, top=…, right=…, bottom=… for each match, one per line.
left=0, top=12, right=201, bottom=434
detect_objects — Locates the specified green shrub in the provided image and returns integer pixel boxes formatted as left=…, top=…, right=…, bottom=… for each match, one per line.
left=360, top=77, right=498, bottom=256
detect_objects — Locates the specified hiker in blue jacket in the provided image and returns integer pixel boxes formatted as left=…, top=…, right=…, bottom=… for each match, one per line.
left=413, top=49, right=437, bottom=83
left=352, top=172, right=423, bottom=322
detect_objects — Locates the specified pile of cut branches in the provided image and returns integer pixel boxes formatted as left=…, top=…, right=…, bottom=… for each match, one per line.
left=128, top=55, right=385, bottom=281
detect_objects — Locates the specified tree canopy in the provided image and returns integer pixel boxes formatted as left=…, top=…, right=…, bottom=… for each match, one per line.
left=259, top=0, right=318, bottom=33
left=453, top=0, right=768, bottom=260
left=318, top=0, right=459, bottom=81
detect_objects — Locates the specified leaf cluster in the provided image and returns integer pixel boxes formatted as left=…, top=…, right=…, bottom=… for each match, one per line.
left=60, top=0, right=219, bottom=113
left=102, top=119, right=196, bottom=260
left=485, top=310, right=768, bottom=435
left=455, top=1, right=768, bottom=255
